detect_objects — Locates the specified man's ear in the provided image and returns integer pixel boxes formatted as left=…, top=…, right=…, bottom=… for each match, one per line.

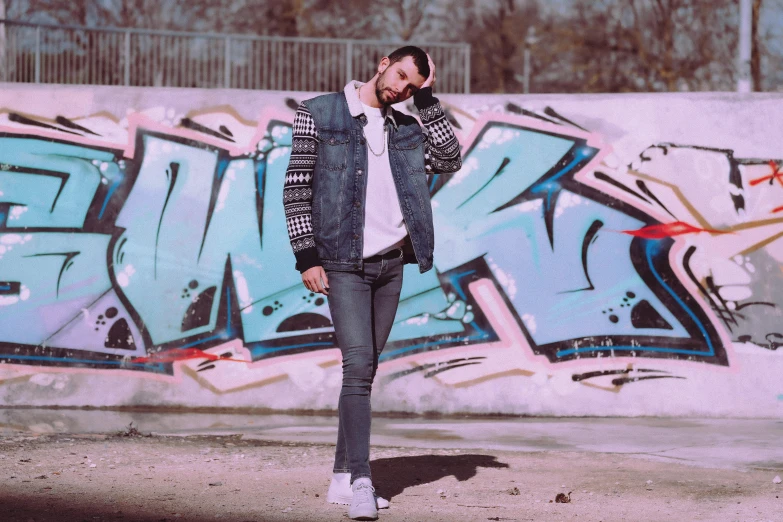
left=378, top=57, right=390, bottom=74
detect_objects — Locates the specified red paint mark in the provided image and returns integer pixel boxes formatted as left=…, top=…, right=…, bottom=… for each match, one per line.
left=773, top=205, right=783, bottom=213
left=749, top=161, right=783, bottom=187
left=621, top=221, right=729, bottom=239
left=135, top=347, right=245, bottom=364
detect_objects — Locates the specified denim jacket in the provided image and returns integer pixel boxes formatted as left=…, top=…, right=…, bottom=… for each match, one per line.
left=283, top=81, right=462, bottom=274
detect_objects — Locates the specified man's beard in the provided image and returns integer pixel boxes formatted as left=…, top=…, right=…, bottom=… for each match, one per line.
left=373, top=72, right=399, bottom=106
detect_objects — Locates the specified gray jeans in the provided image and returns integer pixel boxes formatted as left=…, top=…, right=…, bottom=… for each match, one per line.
left=327, top=255, right=404, bottom=483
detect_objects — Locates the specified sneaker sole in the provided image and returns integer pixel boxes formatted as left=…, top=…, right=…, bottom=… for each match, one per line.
left=348, top=510, right=378, bottom=521
left=326, top=493, right=352, bottom=505
left=327, top=493, right=389, bottom=509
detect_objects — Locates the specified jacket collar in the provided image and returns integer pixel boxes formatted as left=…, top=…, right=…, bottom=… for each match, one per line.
left=343, top=80, right=398, bottom=129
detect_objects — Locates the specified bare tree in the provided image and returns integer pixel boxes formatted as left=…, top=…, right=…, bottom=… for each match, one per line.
left=292, top=0, right=380, bottom=38
left=537, top=0, right=739, bottom=93
left=196, top=0, right=303, bottom=36
left=454, top=0, right=541, bottom=93
left=759, top=0, right=783, bottom=91
left=383, top=0, right=430, bottom=40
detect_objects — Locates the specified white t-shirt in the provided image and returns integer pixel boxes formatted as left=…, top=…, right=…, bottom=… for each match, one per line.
left=361, top=102, right=407, bottom=258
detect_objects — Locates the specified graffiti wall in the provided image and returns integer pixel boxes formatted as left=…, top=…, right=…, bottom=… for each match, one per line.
left=1, top=84, right=781, bottom=417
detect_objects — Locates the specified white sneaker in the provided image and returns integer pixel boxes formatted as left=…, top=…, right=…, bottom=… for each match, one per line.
left=349, top=477, right=378, bottom=520
left=326, top=472, right=389, bottom=509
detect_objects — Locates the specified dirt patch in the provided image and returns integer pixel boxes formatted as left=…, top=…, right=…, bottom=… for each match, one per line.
left=0, top=433, right=780, bottom=521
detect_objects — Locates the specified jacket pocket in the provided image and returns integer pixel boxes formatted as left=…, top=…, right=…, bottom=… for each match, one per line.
left=394, top=130, right=426, bottom=150
left=393, top=128, right=427, bottom=175
left=316, top=130, right=350, bottom=171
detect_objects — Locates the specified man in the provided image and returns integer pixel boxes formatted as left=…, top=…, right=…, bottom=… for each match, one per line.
left=283, top=45, right=461, bottom=520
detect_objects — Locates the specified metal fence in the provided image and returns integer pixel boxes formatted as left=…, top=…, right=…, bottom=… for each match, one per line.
left=0, top=20, right=470, bottom=93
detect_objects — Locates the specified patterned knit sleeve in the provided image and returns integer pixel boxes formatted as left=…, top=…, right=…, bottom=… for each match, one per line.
left=413, top=87, right=462, bottom=174
left=284, top=103, right=321, bottom=273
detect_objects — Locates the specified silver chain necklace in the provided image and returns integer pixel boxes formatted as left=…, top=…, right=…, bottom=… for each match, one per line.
left=364, top=126, right=387, bottom=157
left=358, top=85, right=387, bottom=157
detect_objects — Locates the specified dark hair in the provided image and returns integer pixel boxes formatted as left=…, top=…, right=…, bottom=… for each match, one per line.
left=387, top=46, right=430, bottom=80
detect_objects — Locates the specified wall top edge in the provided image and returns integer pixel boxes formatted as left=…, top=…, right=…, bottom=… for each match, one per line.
left=1, top=82, right=782, bottom=101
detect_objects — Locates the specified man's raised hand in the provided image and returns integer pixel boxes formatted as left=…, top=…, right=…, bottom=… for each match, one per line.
left=422, top=53, right=436, bottom=90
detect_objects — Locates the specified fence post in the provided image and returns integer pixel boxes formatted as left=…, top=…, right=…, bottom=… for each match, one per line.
left=737, top=0, right=752, bottom=92
left=124, top=30, right=130, bottom=85
left=346, top=40, right=353, bottom=84
left=463, top=44, right=470, bottom=94
left=35, top=25, right=41, bottom=83
left=224, top=36, right=231, bottom=88
left=0, top=20, right=6, bottom=83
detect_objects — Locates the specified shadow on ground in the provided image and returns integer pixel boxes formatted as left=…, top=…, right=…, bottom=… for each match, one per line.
left=371, top=453, right=509, bottom=500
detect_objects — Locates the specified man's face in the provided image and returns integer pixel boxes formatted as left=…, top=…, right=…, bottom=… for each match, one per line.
left=374, top=56, right=427, bottom=106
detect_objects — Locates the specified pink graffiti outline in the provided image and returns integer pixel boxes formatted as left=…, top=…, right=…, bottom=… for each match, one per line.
left=0, top=106, right=295, bottom=159
left=0, top=106, right=299, bottom=379
left=458, top=111, right=611, bottom=164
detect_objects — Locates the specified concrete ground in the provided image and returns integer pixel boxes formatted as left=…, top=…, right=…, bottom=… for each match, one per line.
left=0, top=409, right=781, bottom=521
